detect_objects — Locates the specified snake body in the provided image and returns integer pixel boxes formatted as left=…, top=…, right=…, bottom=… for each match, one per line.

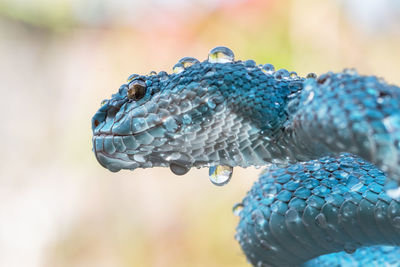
left=92, top=47, right=400, bottom=266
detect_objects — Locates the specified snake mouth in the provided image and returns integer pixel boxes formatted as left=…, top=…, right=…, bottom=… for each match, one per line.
left=92, top=132, right=181, bottom=172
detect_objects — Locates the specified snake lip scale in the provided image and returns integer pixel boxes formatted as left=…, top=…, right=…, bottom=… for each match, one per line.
left=92, top=46, right=400, bottom=266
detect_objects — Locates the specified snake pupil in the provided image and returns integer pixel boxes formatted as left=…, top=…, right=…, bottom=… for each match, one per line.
left=127, top=80, right=147, bottom=100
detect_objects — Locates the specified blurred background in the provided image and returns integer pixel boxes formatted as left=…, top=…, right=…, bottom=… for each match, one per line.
left=1, top=0, right=400, bottom=266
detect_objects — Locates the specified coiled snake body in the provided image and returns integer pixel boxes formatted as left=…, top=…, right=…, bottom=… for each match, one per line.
left=92, top=47, right=400, bottom=266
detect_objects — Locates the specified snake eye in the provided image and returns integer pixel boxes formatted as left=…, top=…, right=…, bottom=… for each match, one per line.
left=127, top=80, right=147, bottom=100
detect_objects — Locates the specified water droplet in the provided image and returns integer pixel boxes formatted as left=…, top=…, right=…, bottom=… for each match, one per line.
left=344, top=242, right=357, bottom=254
left=289, top=71, right=298, bottom=79
left=100, top=99, right=107, bottom=106
left=315, top=213, right=327, bottom=228
left=127, top=73, right=139, bottom=82
left=251, top=209, right=266, bottom=227
left=351, top=182, right=364, bottom=192
left=173, top=63, right=184, bottom=74
left=261, top=63, right=275, bottom=74
left=305, top=91, right=314, bottom=104
left=393, top=216, right=400, bottom=228
left=375, top=206, right=384, bottom=219
left=178, top=57, right=200, bottom=68
left=164, top=117, right=179, bottom=132
left=170, top=162, right=190, bottom=175
left=133, top=154, right=146, bottom=163
left=263, top=184, right=277, bottom=198
left=274, top=69, right=290, bottom=80
left=208, top=46, right=235, bottom=63
left=232, top=203, right=244, bottom=216
left=387, top=186, right=400, bottom=199
left=132, top=118, right=148, bottom=132
left=166, top=152, right=181, bottom=161
left=207, top=99, right=216, bottom=108
left=286, top=209, right=300, bottom=223
left=158, top=71, right=168, bottom=80
left=244, top=60, right=256, bottom=67
left=306, top=73, right=317, bottom=79
left=383, top=114, right=400, bottom=133
left=149, top=70, right=157, bottom=76
left=209, top=165, right=233, bottom=186
left=182, top=114, right=192, bottom=125
left=343, top=68, right=358, bottom=75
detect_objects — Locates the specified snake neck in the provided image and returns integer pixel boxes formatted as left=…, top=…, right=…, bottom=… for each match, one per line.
left=281, top=71, right=400, bottom=182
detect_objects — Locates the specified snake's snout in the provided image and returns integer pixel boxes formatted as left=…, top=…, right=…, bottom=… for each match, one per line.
left=92, top=136, right=122, bottom=172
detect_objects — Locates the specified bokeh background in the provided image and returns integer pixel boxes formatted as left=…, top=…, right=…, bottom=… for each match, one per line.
left=1, top=0, right=400, bottom=266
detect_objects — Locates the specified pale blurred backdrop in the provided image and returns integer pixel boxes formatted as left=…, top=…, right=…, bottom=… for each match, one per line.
left=1, top=0, right=400, bottom=266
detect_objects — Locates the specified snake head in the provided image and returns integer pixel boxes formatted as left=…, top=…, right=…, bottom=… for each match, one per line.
left=91, top=62, right=238, bottom=174
left=92, top=47, right=303, bottom=174
left=92, top=57, right=228, bottom=174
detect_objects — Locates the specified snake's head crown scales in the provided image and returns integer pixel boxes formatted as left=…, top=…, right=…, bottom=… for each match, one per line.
left=91, top=47, right=305, bottom=173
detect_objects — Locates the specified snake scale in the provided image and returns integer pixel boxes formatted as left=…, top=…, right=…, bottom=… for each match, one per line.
left=91, top=47, right=400, bottom=266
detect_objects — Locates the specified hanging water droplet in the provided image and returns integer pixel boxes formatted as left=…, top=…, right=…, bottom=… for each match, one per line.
left=170, top=162, right=190, bottom=175
left=178, top=57, right=200, bottom=68
left=208, top=46, right=235, bottom=63
left=274, top=69, right=290, bottom=80
left=393, top=216, right=400, bottom=228
left=209, top=165, right=233, bottom=186
left=262, top=63, right=275, bottom=74
left=233, top=203, right=244, bottom=216
left=127, top=73, right=139, bottom=82
left=315, top=213, right=327, bottom=228
left=173, top=63, right=184, bottom=74
left=344, top=242, right=357, bottom=254
left=306, top=73, right=317, bottom=79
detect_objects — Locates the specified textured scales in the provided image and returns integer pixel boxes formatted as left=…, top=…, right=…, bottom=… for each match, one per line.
left=92, top=47, right=400, bottom=266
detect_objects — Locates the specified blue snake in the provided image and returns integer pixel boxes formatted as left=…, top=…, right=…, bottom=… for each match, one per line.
left=91, top=47, right=400, bottom=266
